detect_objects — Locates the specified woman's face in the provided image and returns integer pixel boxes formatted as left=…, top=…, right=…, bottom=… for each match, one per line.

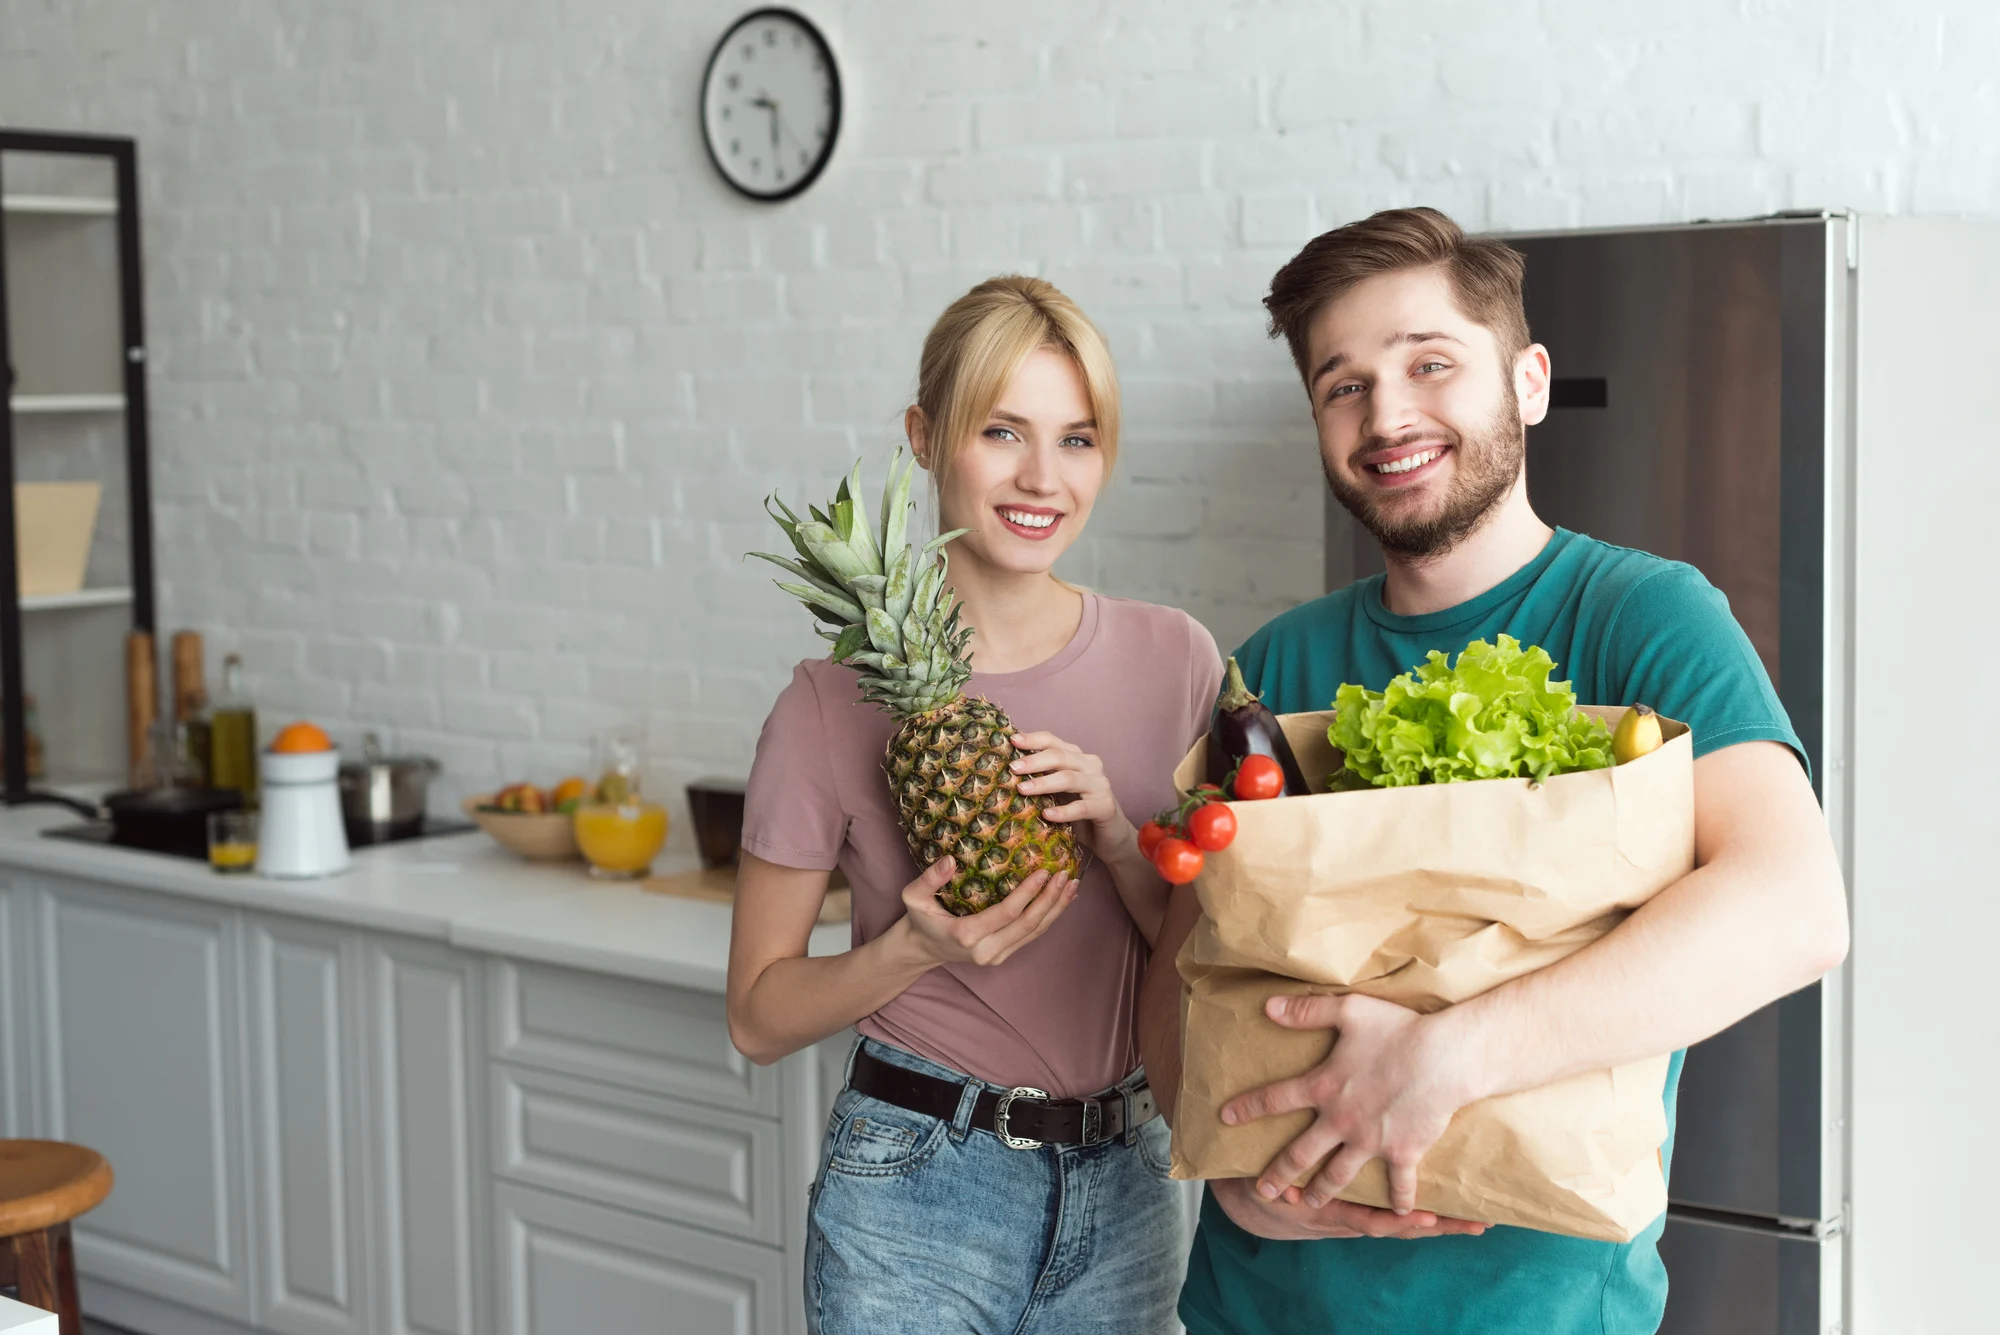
left=918, top=346, right=1107, bottom=577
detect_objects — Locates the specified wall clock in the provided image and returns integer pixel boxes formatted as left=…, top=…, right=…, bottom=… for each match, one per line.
left=700, top=8, right=842, bottom=202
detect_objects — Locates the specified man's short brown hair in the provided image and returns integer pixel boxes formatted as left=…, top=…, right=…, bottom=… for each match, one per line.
left=1264, top=207, right=1531, bottom=383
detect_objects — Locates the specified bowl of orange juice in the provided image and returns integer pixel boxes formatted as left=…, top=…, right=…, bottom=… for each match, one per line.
left=573, top=730, right=667, bottom=879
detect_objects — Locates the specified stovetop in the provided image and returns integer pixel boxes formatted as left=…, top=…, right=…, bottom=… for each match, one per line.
left=42, top=814, right=479, bottom=863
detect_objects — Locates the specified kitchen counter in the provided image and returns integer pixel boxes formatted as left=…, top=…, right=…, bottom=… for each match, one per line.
left=0, top=800, right=851, bottom=990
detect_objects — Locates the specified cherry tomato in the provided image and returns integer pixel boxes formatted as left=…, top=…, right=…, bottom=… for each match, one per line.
left=1232, top=754, right=1284, bottom=801
left=1137, top=820, right=1171, bottom=860
left=1152, top=837, right=1205, bottom=885
left=1187, top=802, right=1237, bottom=852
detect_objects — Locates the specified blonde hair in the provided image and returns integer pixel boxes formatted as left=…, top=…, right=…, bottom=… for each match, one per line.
left=912, top=275, right=1120, bottom=485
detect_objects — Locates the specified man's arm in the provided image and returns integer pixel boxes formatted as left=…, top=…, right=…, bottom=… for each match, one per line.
left=1228, top=740, right=1850, bottom=1210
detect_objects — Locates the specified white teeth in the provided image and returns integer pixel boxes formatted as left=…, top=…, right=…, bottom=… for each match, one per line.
left=1374, top=448, right=1442, bottom=475
left=1000, top=509, right=1056, bottom=529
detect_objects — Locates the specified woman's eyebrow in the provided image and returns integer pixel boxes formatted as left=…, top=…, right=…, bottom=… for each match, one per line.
left=990, top=409, right=1096, bottom=430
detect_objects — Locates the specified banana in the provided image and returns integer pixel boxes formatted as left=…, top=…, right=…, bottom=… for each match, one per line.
left=1612, top=704, right=1663, bottom=765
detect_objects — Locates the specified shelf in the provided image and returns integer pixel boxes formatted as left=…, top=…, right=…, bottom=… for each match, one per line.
left=21, top=587, right=132, bottom=613
left=1, top=194, right=118, bottom=217
left=8, top=393, right=125, bottom=415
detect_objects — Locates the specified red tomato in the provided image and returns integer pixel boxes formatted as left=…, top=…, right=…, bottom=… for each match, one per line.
left=1187, top=802, right=1237, bottom=852
left=1233, top=754, right=1284, bottom=801
left=1137, top=820, right=1170, bottom=859
left=1153, top=837, right=1205, bottom=885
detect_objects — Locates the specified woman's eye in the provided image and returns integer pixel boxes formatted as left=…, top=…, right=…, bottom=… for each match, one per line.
left=984, top=426, right=1018, bottom=442
left=1061, top=435, right=1094, bottom=450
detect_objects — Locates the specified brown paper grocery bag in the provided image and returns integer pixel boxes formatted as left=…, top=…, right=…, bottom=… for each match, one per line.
left=1169, top=706, right=1694, bottom=1243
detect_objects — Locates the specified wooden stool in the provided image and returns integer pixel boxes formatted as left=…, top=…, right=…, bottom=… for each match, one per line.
left=0, top=1141, right=113, bottom=1335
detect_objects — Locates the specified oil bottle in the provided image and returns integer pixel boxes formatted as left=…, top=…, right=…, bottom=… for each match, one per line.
left=209, top=653, right=258, bottom=803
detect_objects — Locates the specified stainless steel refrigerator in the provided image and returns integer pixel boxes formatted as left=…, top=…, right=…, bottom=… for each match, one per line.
left=1326, top=213, right=2000, bottom=1333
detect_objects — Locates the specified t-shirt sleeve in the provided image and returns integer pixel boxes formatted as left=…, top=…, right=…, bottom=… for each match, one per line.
left=1184, top=615, right=1226, bottom=746
left=1602, top=564, right=1807, bottom=774
left=739, top=663, right=847, bottom=871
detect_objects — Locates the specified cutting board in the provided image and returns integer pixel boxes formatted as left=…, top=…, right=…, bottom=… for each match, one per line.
left=16, top=481, right=102, bottom=596
left=642, top=865, right=852, bottom=924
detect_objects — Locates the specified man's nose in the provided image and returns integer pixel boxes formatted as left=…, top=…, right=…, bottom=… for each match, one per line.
left=1363, top=378, right=1423, bottom=442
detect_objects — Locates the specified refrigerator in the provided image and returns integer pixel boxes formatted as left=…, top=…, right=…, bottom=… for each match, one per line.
left=1326, top=214, right=2000, bottom=1333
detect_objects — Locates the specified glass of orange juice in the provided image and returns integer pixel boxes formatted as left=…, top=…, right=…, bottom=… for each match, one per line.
left=575, top=729, right=668, bottom=880
left=208, top=809, right=258, bottom=873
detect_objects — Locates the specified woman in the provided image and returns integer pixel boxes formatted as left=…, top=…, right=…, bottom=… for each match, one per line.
left=727, top=275, right=1224, bottom=1334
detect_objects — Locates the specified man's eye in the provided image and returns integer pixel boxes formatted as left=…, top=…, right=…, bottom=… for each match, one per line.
left=1328, top=383, right=1363, bottom=400
left=1416, top=361, right=1449, bottom=374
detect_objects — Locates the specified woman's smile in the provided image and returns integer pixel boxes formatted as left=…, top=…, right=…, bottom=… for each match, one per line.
left=996, top=504, right=1064, bottom=541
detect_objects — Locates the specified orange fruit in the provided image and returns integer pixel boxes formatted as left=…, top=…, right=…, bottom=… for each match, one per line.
left=551, top=776, right=588, bottom=812
left=271, top=721, right=333, bottom=753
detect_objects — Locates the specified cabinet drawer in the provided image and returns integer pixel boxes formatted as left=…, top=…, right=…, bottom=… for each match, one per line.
left=494, top=1183, right=784, bottom=1335
left=493, top=1065, right=783, bottom=1245
left=489, top=960, right=776, bottom=1115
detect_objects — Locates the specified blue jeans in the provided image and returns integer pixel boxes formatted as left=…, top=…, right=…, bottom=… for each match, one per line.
left=806, top=1038, right=1185, bottom=1335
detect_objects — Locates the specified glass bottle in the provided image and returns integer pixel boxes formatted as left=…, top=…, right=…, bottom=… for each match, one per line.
left=209, top=653, right=259, bottom=803
left=181, top=687, right=213, bottom=786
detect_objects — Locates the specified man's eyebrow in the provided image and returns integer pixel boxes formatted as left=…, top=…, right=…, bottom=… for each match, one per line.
left=991, top=409, right=1097, bottom=430
left=1309, top=331, right=1469, bottom=389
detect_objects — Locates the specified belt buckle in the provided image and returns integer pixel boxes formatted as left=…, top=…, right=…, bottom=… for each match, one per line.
left=994, top=1086, right=1049, bottom=1150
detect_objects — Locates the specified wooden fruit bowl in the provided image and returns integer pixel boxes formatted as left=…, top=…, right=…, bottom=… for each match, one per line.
left=463, top=795, right=581, bottom=862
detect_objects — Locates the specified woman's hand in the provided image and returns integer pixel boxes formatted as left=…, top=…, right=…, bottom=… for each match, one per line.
left=896, top=856, right=1078, bottom=968
left=1009, top=731, right=1132, bottom=854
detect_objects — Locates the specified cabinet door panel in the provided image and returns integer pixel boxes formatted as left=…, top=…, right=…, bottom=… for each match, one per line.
left=494, top=1065, right=782, bottom=1244
left=248, top=916, right=368, bottom=1335
left=490, top=961, right=774, bottom=1114
left=35, top=877, right=251, bottom=1320
left=370, top=937, right=486, bottom=1335
left=495, top=1184, right=782, bottom=1335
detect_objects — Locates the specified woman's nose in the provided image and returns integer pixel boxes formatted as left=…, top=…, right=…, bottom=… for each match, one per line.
left=1017, top=440, right=1062, bottom=494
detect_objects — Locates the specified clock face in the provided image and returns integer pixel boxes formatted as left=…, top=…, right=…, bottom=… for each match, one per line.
left=700, top=9, right=842, bottom=202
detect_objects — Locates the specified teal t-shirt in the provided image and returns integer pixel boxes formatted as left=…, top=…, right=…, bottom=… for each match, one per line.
left=1180, top=528, right=1803, bottom=1335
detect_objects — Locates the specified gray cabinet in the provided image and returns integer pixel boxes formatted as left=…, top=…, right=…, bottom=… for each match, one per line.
left=367, top=936, right=486, bottom=1335
left=32, top=874, right=253, bottom=1323
left=493, top=1182, right=786, bottom=1335
left=246, top=915, right=370, bottom=1335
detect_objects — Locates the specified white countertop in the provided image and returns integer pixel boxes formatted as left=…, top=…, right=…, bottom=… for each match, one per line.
left=0, top=802, right=851, bottom=991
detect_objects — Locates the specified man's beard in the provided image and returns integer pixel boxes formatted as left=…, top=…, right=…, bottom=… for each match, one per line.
left=1325, top=386, right=1525, bottom=562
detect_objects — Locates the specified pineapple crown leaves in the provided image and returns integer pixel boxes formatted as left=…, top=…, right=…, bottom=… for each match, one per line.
left=748, top=449, right=975, bottom=713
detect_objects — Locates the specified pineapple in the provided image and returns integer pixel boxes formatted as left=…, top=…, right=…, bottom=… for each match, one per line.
left=751, top=450, right=1083, bottom=915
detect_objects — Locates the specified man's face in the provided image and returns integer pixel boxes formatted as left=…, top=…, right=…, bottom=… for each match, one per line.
left=1301, top=267, right=1548, bottom=560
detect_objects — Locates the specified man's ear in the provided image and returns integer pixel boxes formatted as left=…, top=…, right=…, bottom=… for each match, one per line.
left=904, top=406, right=931, bottom=469
left=1515, top=344, right=1552, bottom=427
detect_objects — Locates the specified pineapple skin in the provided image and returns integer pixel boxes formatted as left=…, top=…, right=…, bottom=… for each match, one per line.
left=885, top=695, right=1084, bottom=915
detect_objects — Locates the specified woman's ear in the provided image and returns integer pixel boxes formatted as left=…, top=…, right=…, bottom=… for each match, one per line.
left=904, top=406, right=931, bottom=470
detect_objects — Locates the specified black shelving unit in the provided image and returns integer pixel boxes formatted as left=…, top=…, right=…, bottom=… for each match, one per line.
left=0, top=128, right=157, bottom=803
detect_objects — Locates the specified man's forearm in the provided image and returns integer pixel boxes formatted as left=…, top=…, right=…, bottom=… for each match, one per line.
left=1441, top=742, right=1849, bottom=1104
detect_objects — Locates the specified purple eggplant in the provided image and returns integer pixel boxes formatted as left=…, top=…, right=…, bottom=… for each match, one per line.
left=1206, top=656, right=1312, bottom=796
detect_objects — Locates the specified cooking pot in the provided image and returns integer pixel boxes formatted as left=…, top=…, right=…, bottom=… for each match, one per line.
left=338, top=733, right=440, bottom=838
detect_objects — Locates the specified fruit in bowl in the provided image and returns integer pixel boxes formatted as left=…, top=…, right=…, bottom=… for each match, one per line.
left=465, top=784, right=579, bottom=862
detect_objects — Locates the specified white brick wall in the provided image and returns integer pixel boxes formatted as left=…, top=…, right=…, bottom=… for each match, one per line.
left=4, top=0, right=1994, bottom=835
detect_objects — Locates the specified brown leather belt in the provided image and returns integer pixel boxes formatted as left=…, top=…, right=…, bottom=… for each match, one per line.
left=848, top=1048, right=1159, bottom=1149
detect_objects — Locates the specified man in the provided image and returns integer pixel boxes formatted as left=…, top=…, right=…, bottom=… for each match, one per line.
left=1138, top=207, right=1849, bottom=1334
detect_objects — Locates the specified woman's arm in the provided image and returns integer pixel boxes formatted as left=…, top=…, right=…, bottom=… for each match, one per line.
left=726, top=850, right=1079, bottom=1065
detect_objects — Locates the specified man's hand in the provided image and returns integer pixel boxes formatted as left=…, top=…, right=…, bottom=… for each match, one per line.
left=1221, top=992, right=1475, bottom=1213
left=1208, top=1176, right=1486, bottom=1241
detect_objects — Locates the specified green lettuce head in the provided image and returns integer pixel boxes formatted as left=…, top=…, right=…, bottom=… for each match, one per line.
left=1329, top=635, right=1613, bottom=787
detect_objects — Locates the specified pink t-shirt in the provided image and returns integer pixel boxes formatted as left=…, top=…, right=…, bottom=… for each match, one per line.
left=741, top=593, right=1223, bottom=1098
